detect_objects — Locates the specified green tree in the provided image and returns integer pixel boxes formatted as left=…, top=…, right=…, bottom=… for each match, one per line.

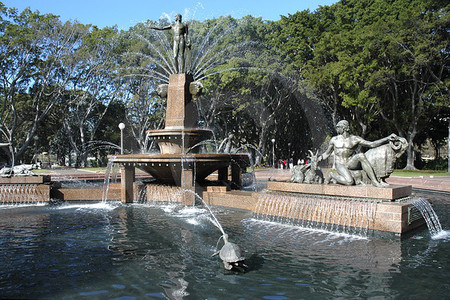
left=364, top=0, right=449, bottom=169
left=272, top=0, right=449, bottom=169
left=58, top=26, right=122, bottom=167
left=0, top=5, right=89, bottom=166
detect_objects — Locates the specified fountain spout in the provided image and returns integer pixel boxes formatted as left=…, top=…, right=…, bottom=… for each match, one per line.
left=212, top=233, right=246, bottom=271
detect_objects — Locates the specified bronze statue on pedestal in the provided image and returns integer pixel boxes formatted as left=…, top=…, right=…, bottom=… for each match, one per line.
left=318, top=120, right=407, bottom=187
left=151, top=14, right=191, bottom=73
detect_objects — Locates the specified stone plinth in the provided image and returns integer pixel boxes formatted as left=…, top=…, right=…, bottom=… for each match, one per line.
left=374, top=201, right=425, bottom=233
left=165, top=73, right=197, bottom=129
left=267, top=181, right=412, bottom=201
left=203, top=190, right=258, bottom=211
left=0, top=176, right=52, bottom=203
left=52, top=184, right=121, bottom=201
left=252, top=191, right=424, bottom=234
left=0, top=175, right=51, bottom=184
left=254, top=181, right=425, bottom=234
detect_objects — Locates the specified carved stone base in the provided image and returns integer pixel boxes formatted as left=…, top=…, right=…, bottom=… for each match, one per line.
left=267, top=181, right=411, bottom=201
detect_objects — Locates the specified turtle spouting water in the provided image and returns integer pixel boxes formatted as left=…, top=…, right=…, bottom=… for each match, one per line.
left=212, top=233, right=246, bottom=270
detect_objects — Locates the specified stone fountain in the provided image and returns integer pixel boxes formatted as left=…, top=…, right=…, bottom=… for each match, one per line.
left=113, top=25, right=249, bottom=204
left=0, top=13, right=435, bottom=237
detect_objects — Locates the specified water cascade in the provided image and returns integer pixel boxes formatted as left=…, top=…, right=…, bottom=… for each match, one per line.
left=144, top=184, right=184, bottom=204
left=102, top=156, right=118, bottom=202
left=0, top=176, right=52, bottom=204
left=254, top=192, right=378, bottom=236
left=410, top=197, right=443, bottom=236
left=0, top=184, right=42, bottom=204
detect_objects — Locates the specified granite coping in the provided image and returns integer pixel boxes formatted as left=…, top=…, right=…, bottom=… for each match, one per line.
left=0, top=175, right=51, bottom=184
left=266, top=181, right=411, bottom=201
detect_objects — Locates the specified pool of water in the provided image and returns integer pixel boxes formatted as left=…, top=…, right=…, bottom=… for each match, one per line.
left=0, top=191, right=448, bottom=299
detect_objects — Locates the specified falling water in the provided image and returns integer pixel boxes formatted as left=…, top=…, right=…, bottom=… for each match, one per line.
left=254, top=192, right=378, bottom=236
left=145, top=184, right=184, bottom=204
left=0, top=184, right=45, bottom=204
left=183, top=189, right=226, bottom=236
left=410, top=197, right=443, bottom=236
left=102, top=156, right=117, bottom=202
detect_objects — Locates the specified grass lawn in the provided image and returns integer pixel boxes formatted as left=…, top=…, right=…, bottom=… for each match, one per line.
left=391, top=169, right=449, bottom=177
left=251, top=167, right=449, bottom=177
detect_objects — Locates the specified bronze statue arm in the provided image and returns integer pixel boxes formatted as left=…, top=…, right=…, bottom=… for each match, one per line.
left=359, top=134, right=397, bottom=149
left=150, top=25, right=172, bottom=31
left=319, top=140, right=335, bottom=161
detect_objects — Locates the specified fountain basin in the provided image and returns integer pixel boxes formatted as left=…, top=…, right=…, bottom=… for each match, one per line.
left=0, top=195, right=447, bottom=299
left=148, top=128, right=213, bottom=154
left=114, top=153, right=250, bottom=185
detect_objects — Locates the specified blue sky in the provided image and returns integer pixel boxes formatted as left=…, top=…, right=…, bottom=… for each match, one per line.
left=3, top=0, right=338, bottom=30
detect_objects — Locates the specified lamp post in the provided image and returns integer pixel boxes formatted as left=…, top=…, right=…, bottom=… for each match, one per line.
left=118, top=123, right=125, bottom=154
left=271, top=138, right=275, bottom=168
left=446, top=118, right=450, bottom=173
left=288, top=142, right=291, bottom=158
left=439, top=117, right=450, bottom=173
left=33, top=135, right=39, bottom=166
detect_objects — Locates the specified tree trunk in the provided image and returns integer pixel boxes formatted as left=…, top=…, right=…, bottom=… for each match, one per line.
left=404, top=132, right=417, bottom=170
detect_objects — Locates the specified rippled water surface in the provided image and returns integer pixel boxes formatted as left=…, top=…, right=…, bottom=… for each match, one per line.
left=0, top=192, right=448, bottom=299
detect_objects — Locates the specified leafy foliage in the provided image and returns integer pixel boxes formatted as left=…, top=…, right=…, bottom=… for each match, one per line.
left=0, top=0, right=447, bottom=169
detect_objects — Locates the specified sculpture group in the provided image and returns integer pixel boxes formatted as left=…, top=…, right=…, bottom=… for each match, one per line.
left=291, top=120, right=407, bottom=187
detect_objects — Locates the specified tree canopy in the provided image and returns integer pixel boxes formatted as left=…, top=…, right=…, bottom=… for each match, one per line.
left=0, top=0, right=448, bottom=170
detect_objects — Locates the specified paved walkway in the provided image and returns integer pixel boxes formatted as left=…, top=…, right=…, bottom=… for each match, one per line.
left=385, top=176, right=450, bottom=193
left=41, top=167, right=450, bottom=193
left=253, top=168, right=450, bottom=193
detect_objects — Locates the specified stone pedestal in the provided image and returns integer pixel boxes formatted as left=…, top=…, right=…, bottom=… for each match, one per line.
left=120, top=165, right=135, bottom=203
left=267, top=181, right=412, bottom=201
left=165, top=73, right=197, bottom=129
left=116, top=72, right=250, bottom=204
left=180, top=168, right=195, bottom=205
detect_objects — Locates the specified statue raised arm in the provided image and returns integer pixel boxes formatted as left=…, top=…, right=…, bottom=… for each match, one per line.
left=151, top=14, right=190, bottom=73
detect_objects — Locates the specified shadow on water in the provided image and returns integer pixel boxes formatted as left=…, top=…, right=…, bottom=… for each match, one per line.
left=243, top=253, right=265, bottom=272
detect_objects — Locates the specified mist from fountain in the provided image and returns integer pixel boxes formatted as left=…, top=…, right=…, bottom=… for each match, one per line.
left=124, top=17, right=265, bottom=84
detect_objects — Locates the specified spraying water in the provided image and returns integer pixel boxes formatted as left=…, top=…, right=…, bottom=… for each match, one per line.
left=180, top=189, right=225, bottom=236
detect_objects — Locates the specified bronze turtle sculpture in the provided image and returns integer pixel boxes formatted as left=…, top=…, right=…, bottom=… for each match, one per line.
left=212, top=234, right=246, bottom=270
